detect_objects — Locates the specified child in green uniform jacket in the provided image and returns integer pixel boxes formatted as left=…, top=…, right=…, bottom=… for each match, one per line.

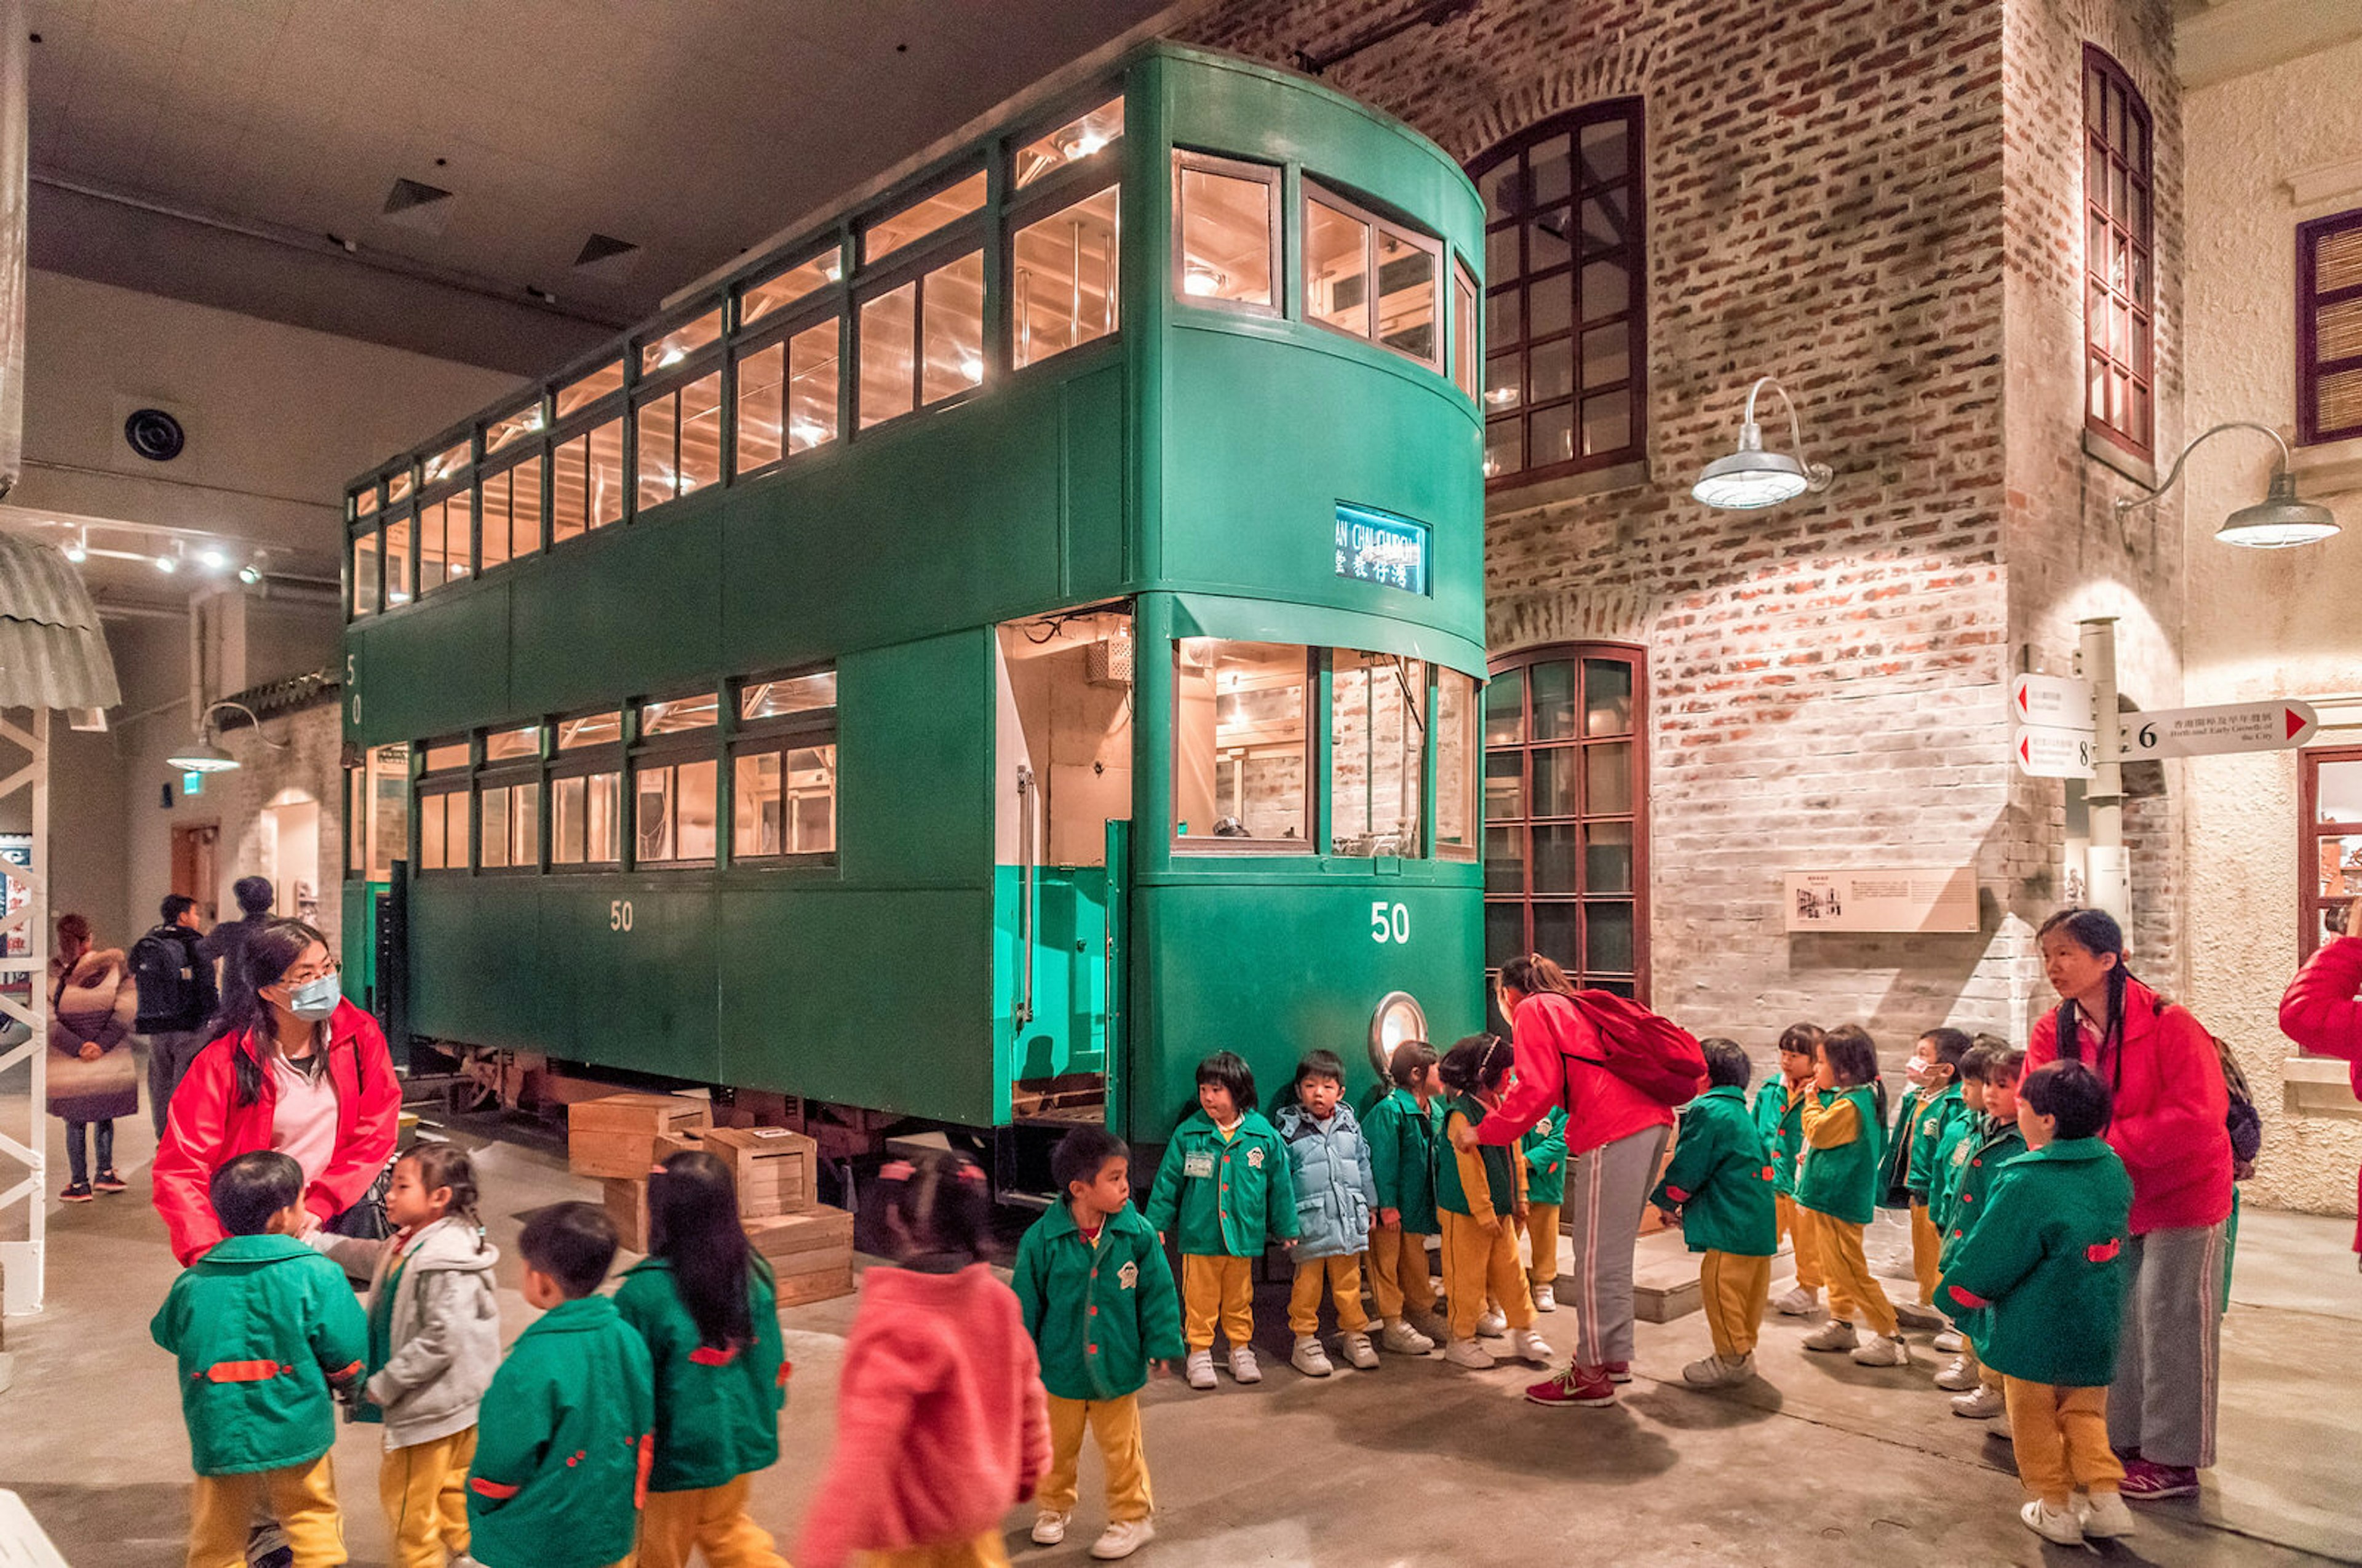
left=1363, top=1040, right=1445, bottom=1353
left=469, top=1203, right=654, bottom=1568
left=1016, top=1127, right=1185, bottom=1562
left=151, top=1152, right=368, bottom=1568
left=1519, top=1104, right=1569, bottom=1313
left=614, top=1151, right=789, bottom=1568
left=1757, top=1022, right=1824, bottom=1316
left=1433, top=1035, right=1554, bottom=1375
left=1143, top=1051, right=1299, bottom=1390
left=1652, top=1040, right=1778, bottom=1388
left=1884, top=1028, right=1970, bottom=1331
left=1941, top=1061, right=2135, bottom=1548
left=1938, top=1047, right=2027, bottom=1422
left=1796, top=1025, right=1907, bottom=1367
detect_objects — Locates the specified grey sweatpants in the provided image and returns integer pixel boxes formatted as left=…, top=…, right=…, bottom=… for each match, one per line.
left=1567, top=1123, right=1673, bottom=1367
left=2109, top=1222, right=2227, bottom=1470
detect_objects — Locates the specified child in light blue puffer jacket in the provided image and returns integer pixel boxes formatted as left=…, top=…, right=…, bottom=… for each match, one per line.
left=1275, top=1049, right=1381, bottom=1379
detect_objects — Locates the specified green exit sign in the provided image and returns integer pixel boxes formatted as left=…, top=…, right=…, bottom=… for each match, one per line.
left=182, top=771, right=204, bottom=797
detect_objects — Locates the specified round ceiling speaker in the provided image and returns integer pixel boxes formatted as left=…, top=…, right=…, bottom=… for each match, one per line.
left=124, top=407, right=186, bottom=462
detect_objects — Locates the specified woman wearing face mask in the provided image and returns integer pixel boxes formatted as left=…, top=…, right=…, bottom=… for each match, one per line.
left=153, top=918, right=400, bottom=1266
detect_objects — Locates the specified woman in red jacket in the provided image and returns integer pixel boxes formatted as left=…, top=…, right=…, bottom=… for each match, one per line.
left=153, top=918, right=400, bottom=1266
left=2277, top=896, right=2362, bottom=1260
left=2026, top=908, right=2232, bottom=1505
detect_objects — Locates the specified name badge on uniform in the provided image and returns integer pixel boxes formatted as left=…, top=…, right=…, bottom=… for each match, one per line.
left=1183, top=1151, right=1215, bottom=1179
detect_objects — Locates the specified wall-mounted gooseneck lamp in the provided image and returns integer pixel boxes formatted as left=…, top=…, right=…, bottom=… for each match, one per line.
left=2114, top=421, right=2340, bottom=549
left=165, top=699, right=286, bottom=775
left=1692, top=376, right=1837, bottom=510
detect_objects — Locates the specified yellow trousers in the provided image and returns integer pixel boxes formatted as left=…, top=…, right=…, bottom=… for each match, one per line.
left=1367, top=1226, right=1436, bottom=1321
left=1180, top=1253, right=1255, bottom=1351
left=1287, top=1253, right=1372, bottom=1336
left=1524, top=1202, right=1562, bottom=1286
left=2005, top=1378, right=2125, bottom=1506
left=857, top=1532, right=1011, bottom=1568
left=1776, top=1193, right=1823, bottom=1289
left=1040, top=1393, right=1151, bottom=1522
left=1439, top=1211, right=1533, bottom=1342
left=379, top=1426, right=474, bottom=1568
left=1701, top=1251, right=1772, bottom=1359
left=1796, top=1206, right=1896, bottom=1337
left=187, top=1454, right=342, bottom=1568
left=635, top=1474, right=785, bottom=1568
left=1909, top=1201, right=1942, bottom=1306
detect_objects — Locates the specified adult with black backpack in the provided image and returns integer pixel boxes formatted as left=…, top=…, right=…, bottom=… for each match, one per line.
left=130, top=893, right=219, bottom=1137
left=1452, top=953, right=1703, bottom=1411
left=2025, top=907, right=2233, bottom=1507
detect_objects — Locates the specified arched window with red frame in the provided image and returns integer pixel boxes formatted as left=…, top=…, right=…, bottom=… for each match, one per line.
left=2085, top=46, right=2154, bottom=461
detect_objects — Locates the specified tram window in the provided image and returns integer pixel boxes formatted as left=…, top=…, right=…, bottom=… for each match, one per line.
left=1453, top=262, right=1481, bottom=401
left=555, top=359, right=624, bottom=420
left=351, top=532, right=380, bottom=619
left=921, top=250, right=986, bottom=405
left=865, top=169, right=986, bottom=266
left=418, top=789, right=467, bottom=872
left=551, top=770, right=622, bottom=865
left=351, top=485, right=378, bottom=523
left=740, top=669, right=835, bottom=720
left=736, top=340, right=785, bottom=474
left=1016, top=97, right=1124, bottom=189
left=638, top=693, right=717, bottom=736
left=860, top=283, right=917, bottom=428
left=1377, top=226, right=1438, bottom=362
left=484, top=400, right=543, bottom=456
left=1330, top=651, right=1425, bottom=858
left=1437, top=669, right=1479, bottom=860
left=1173, top=639, right=1310, bottom=848
left=420, top=738, right=469, bottom=774
left=1174, top=155, right=1276, bottom=310
left=425, top=438, right=470, bottom=488
left=787, top=321, right=840, bottom=452
left=387, top=471, right=414, bottom=506
left=478, top=782, right=538, bottom=870
left=383, top=515, right=414, bottom=606
left=639, top=306, right=723, bottom=376
left=347, top=743, right=408, bottom=882
left=635, top=371, right=723, bottom=512
left=551, top=418, right=625, bottom=541
left=733, top=745, right=837, bottom=861
left=1012, top=185, right=1120, bottom=369
left=419, top=495, right=468, bottom=594
left=735, top=319, right=840, bottom=475
left=558, top=709, right=622, bottom=749
left=635, top=758, right=717, bottom=866
left=740, top=251, right=840, bottom=331
left=483, top=725, right=540, bottom=763
left=1306, top=197, right=1372, bottom=338
left=480, top=460, right=544, bottom=567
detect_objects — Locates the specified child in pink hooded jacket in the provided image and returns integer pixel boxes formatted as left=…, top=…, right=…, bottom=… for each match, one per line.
left=797, top=1153, right=1049, bottom=1568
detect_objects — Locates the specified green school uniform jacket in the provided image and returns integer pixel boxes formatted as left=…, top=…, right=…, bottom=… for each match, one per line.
left=468, top=1295, right=655, bottom=1568
left=1904, top=1083, right=1965, bottom=1197
left=614, top=1257, right=787, bottom=1493
left=1795, top=1086, right=1885, bottom=1226
left=149, top=1233, right=368, bottom=1476
left=1939, top=1118, right=2030, bottom=1264
left=1143, top=1110, right=1300, bottom=1256
left=1651, top=1086, right=1778, bottom=1257
left=1940, top=1138, right=2133, bottom=1387
left=1520, top=1106, right=1569, bottom=1208
left=1928, top=1105, right=1984, bottom=1232
left=1750, top=1078, right=1808, bottom=1196
left=1876, top=1086, right=1925, bottom=1211
left=1434, top=1095, right=1519, bottom=1219
left=1013, top=1200, right=1185, bottom=1403
left=1364, top=1087, right=1444, bottom=1234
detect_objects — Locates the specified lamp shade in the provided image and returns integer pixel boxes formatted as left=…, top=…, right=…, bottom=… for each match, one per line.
left=1693, top=445, right=1812, bottom=509
left=165, top=735, right=239, bottom=773
left=0, top=531, right=121, bottom=709
left=2215, top=471, right=2339, bottom=549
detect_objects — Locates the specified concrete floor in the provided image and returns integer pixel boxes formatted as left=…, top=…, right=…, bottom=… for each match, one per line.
left=4, top=1096, right=2360, bottom=1568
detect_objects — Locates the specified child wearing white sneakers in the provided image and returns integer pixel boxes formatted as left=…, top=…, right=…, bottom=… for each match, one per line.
left=1432, top=1035, right=1554, bottom=1374
left=1274, top=1050, right=1382, bottom=1377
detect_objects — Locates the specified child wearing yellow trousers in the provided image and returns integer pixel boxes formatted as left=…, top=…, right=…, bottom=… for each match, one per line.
left=1795, top=1025, right=1910, bottom=1367
left=1941, top=1060, right=2137, bottom=1547
left=1882, top=1028, right=1971, bottom=1333
left=1143, top=1051, right=1300, bottom=1388
left=1757, top=1022, right=1827, bottom=1316
left=152, top=1152, right=367, bottom=1568
left=1363, top=1040, right=1446, bottom=1353
left=1939, top=1047, right=2028, bottom=1425
left=1274, top=1049, right=1383, bottom=1376
left=1517, top=1105, right=1569, bottom=1313
left=1432, top=1035, right=1554, bottom=1373
left=1654, top=1039, right=1780, bottom=1387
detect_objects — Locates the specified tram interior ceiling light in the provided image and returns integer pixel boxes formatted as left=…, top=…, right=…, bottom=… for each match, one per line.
left=2113, top=420, right=2340, bottom=549
left=1693, top=375, right=1835, bottom=511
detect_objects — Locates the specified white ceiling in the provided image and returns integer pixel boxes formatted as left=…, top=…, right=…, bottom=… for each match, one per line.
left=25, top=0, right=1185, bottom=373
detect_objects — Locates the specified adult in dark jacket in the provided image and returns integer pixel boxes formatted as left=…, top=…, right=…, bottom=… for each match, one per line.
left=135, top=893, right=220, bottom=1136
left=196, top=875, right=274, bottom=1034
left=2277, top=896, right=2362, bottom=1262
left=48, top=912, right=138, bottom=1201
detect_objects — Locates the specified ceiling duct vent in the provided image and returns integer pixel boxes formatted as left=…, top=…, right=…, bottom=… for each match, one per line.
left=381, top=177, right=456, bottom=234
left=573, top=233, right=642, bottom=285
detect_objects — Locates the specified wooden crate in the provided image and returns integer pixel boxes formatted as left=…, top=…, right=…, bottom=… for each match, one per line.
left=600, top=1132, right=701, bottom=1252
left=744, top=1206, right=854, bottom=1305
left=774, top=1265, right=856, bottom=1307
left=702, top=1126, right=818, bottom=1218
left=568, top=1093, right=711, bottom=1179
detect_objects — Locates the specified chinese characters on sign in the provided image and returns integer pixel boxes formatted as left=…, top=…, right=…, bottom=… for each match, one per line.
left=1334, top=503, right=1430, bottom=595
left=1783, top=866, right=1979, bottom=934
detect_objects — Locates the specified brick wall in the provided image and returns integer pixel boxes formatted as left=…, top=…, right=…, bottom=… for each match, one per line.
left=212, top=701, right=346, bottom=952
left=1177, top=0, right=2181, bottom=1056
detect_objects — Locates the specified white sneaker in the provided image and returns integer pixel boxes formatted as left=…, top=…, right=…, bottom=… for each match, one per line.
left=1379, top=1319, right=1435, bottom=1355
left=1290, top=1334, right=1333, bottom=1377
left=2021, top=1500, right=2083, bottom=1545
left=1851, top=1333, right=1909, bottom=1367
left=1508, top=1327, right=1554, bottom=1366
left=1682, top=1352, right=1754, bottom=1387
left=1091, top=1518, right=1156, bottom=1560
left=1032, top=1511, right=1071, bottom=1545
left=1895, top=1300, right=1946, bottom=1331
left=1228, top=1345, right=1261, bottom=1384
left=1802, top=1319, right=1859, bottom=1352
left=1986, top=1414, right=2014, bottom=1441
left=1934, top=1356, right=1979, bottom=1391
left=1933, top=1329, right=1965, bottom=1353
left=1184, top=1348, right=1216, bottom=1390
left=1442, top=1336, right=1496, bottom=1369
left=1532, top=1282, right=1557, bottom=1312
left=2079, top=1490, right=2137, bottom=1540
left=1773, top=1284, right=1821, bottom=1316
left=1475, top=1307, right=1508, bottom=1338
left=1338, top=1330, right=1380, bottom=1370
left=1952, top=1383, right=2007, bottom=1419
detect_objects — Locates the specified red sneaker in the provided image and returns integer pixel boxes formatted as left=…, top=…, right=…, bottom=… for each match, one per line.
left=1605, top=1360, right=1632, bottom=1384
left=1525, top=1364, right=1618, bottom=1408
left=2119, top=1460, right=2199, bottom=1502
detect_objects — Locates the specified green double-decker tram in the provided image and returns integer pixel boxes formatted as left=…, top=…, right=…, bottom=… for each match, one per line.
left=338, top=43, right=1487, bottom=1160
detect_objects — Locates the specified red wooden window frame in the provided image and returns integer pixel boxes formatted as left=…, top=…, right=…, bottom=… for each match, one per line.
left=2299, top=746, right=2362, bottom=977
left=1466, top=99, right=1648, bottom=493
left=2298, top=207, right=2362, bottom=447
left=1482, top=643, right=1650, bottom=1005
left=2084, top=46, right=2154, bottom=462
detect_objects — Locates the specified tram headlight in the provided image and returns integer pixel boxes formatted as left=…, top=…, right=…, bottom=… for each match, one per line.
left=1368, top=990, right=1427, bottom=1078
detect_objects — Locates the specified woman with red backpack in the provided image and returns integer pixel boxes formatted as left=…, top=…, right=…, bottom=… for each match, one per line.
left=1453, top=953, right=1681, bottom=1411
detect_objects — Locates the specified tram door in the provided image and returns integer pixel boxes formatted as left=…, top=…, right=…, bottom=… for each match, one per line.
left=994, top=608, right=1134, bottom=1121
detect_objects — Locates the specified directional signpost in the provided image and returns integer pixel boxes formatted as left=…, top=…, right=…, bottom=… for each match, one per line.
left=2010, top=674, right=2096, bottom=779
left=2117, top=699, right=2319, bottom=760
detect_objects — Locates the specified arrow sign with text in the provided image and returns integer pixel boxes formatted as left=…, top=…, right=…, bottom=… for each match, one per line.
left=2011, top=673, right=2095, bottom=731
left=2118, top=700, right=2319, bottom=760
left=2016, top=725, right=2097, bottom=778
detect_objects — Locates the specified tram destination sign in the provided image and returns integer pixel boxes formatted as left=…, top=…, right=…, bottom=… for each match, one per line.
left=1334, top=503, right=1430, bottom=595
